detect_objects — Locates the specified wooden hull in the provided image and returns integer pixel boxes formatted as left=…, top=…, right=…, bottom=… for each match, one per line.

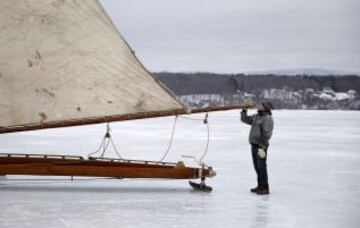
left=0, top=153, right=215, bottom=179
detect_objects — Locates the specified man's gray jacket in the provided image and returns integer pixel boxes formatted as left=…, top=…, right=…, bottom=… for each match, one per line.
left=241, top=110, right=274, bottom=148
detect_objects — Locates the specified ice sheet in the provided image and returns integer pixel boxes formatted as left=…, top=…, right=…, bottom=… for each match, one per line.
left=1, top=110, right=359, bottom=228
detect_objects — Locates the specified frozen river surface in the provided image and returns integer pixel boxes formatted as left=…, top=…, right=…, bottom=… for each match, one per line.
left=0, top=110, right=359, bottom=228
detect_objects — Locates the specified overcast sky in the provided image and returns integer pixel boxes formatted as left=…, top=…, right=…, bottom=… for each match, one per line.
left=101, top=0, right=360, bottom=74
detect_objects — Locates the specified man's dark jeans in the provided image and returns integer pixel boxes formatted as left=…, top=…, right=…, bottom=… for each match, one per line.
left=251, top=144, right=269, bottom=189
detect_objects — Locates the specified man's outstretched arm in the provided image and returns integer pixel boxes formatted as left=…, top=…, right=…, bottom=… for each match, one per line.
left=240, top=109, right=254, bottom=125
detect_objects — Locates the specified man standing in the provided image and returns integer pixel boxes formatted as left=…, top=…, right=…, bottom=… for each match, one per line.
left=241, top=101, right=274, bottom=195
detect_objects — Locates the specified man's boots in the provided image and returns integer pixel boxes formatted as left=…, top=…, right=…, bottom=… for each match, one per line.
left=250, top=187, right=258, bottom=193
left=256, top=187, right=270, bottom=195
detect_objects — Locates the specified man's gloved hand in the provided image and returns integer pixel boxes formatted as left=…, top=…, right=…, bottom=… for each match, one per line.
left=241, top=98, right=256, bottom=109
left=257, top=148, right=266, bottom=159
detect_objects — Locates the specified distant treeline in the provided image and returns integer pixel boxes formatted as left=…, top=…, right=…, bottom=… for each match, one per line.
left=155, top=72, right=360, bottom=95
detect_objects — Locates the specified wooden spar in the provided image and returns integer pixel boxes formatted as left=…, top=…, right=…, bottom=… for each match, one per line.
left=0, top=105, right=244, bottom=134
left=0, top=153, right=215, bottom=179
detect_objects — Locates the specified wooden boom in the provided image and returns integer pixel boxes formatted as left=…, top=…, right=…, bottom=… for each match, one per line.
left=0, top=153, right=215, bottom=179
left=0, top=105, right=244, bottom=134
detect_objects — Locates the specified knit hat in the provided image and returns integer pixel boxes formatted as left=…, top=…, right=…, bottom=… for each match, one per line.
left=261, top=101, right=274, bottom=111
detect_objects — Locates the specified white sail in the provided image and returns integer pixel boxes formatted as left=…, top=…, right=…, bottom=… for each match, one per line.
left=0, top=0, right=184, bottom=133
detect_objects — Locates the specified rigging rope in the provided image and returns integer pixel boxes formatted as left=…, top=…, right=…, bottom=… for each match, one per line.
left=88, top=123, right=122, bottom=159
left=159, top=113, right=211, bottom=164
left=178, top=116, right=204, bottom=121
left=159, top=115, right=178, bottom=162
left=87, top=114, right=210, bottom=163
left=199, top=113, right=210, bottom=163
